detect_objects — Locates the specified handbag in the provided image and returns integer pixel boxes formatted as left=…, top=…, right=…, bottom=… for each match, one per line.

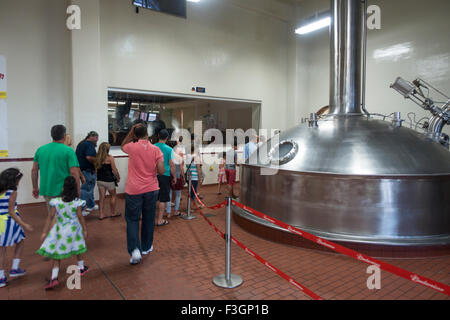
left=171, top=174, right=185, bottom=190
left=112, top=174, right=119, bottom=187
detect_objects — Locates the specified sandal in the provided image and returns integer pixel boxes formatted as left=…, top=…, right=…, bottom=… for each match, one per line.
left=173, top=212, right=183, bottom=217
left=111, top=213, right=122, bottom=218
left=45, top=278, right=59, bottom=290
left=98, top=217, right=108, bottom=221
left=156, top=220, right=169, bottom=227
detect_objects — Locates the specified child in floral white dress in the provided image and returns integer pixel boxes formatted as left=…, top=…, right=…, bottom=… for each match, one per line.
left=37, top=176, right=89, bottom=290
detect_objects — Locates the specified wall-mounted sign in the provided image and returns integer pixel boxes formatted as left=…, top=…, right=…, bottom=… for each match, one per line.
left=192, top=87, right=206, bottom=94
left=0, top=55, right=8, bottom=157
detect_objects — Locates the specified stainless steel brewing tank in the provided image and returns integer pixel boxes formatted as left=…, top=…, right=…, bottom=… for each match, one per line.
left=238, top=116, right=450, bottom=246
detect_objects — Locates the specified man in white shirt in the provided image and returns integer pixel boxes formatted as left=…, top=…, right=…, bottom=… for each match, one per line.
left=244, top=134, right=258, bottom=162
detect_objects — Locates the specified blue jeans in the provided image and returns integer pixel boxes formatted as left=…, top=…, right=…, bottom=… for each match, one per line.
left=166, top=189, right=182, bottom=214
left=190, top=180, right=199, bottom=200
left=125, top=190, right=159, bottom=255
left=81, top=170, right=97, bottom=209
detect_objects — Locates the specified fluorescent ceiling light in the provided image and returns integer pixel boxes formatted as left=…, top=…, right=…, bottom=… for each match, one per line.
left=108, top=101, right=126, bottom=105
left=187, top=0, right=201, bottom=3
left=295, top=17, right=331, bottom=35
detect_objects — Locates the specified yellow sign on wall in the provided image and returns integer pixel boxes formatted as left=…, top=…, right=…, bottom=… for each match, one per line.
left=0, top=92, right=6, bottom=99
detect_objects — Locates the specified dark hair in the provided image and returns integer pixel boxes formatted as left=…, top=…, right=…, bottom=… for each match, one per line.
left=87, top=131, right=99, bottom=138
left=158, top=129, right=169, bottom=140
left=61, top=176, right=78, bottom=203
left=166, top=140, right=177, bottom=148
left=0, top=168, right=23, bottom=194
left=133, top=119, right=146, bottom=126
left=51, top=125, right=67, bottom=141
left=76, top=131, right=99, bottom=149
left=134, top=125, right=148, bottom=139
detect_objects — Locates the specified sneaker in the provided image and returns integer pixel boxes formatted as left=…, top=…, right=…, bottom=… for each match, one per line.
left=9, top=268, right=26, bottom=278
left=79, top=266, right=89, bottom=276
left=129, top=249, right=142, bottom=265
left=0, top=277, right=7, bottom=288
left=142, top=246, right=153, bottom=255
left=44, top=278, right=58, bottom=290
left=86, top=205, right=99, bottom=212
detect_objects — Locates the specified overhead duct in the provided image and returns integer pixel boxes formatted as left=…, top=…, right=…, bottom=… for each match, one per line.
left=329, top=0, right=363, bottom=115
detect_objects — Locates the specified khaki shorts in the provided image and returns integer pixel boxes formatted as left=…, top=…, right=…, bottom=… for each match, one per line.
left=97, top=180, right=116, bottom=191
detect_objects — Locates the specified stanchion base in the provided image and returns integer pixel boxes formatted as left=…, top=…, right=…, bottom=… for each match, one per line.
left=181, top=214, right=196, bottom=220
left=212, top=274, right=243, bottom=289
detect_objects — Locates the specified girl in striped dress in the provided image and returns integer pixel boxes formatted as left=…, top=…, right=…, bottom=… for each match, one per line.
left=0, top=168, right=33, bottom=288
left=186, top=145, right=203, bottom=209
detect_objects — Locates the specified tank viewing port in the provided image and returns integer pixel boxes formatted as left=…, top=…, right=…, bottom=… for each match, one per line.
left=268, top=140, right=298, bottom=165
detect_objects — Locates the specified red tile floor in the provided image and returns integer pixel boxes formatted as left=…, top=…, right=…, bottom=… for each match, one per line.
left=0, top=184, right=449, bottom=300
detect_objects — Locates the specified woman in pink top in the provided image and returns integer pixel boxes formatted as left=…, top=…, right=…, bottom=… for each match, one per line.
left=217, top=153, right=227, bottom=195
left=121, top=124, right=165, bottom=265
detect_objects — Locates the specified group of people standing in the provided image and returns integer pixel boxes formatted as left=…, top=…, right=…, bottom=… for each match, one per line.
left=0, top=122, right=206, bottom=290
left=0, top=122, right=246, bottom=289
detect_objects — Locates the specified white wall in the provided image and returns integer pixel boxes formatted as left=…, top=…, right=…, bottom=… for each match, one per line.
left=70, top=0, right=108, bottom=145
left=0, top=0, right=71, bottom=158
left=0, top=0, right=292, bottom=204
left=0, top=0, right=71, bottom=204
left=100, top=0, right=291, bottom=132
left=294, top=0, right=450, bottom=136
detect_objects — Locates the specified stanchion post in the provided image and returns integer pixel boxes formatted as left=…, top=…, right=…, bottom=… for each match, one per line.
left=182, top=173, right=196, bottom=220
left=213, top=197, right=243, bottom=289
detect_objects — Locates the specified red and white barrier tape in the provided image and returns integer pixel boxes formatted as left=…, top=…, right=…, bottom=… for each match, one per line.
left=230, top=235, right=323, bottom=300
left=190, top=191, right=322, bottom=300
left=232, top=200, right=450, bottom=296
left=190, top=185, right=227, bottom=210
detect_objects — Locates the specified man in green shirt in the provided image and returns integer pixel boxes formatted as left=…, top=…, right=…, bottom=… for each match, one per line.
left=32, top=125, right=82, bottom=212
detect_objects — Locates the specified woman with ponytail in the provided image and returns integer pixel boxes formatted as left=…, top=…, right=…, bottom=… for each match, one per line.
left=95, top=143, right=121, bottom=220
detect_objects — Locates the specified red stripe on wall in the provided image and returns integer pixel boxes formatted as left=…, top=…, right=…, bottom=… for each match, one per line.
left=0, top=156, right=129, bottom=163
left=0, top=158, right=34, bottom=163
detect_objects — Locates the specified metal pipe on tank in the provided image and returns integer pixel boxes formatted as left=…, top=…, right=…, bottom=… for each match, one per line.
left=361, top=0, right=371, bottom=117
left=329, top=0, right=363, bottom=115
